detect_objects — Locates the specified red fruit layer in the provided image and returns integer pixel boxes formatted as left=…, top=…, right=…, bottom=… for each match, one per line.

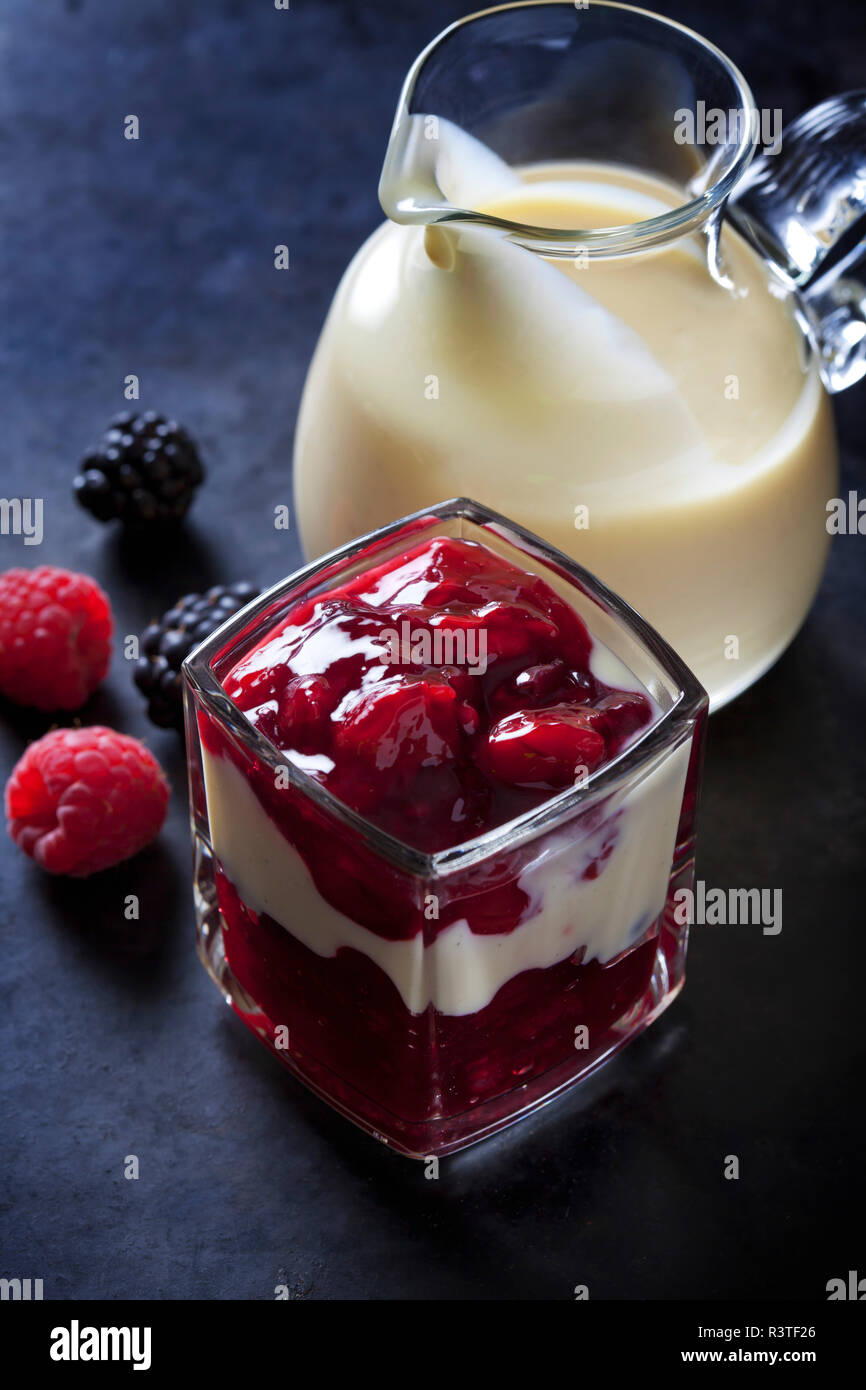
left=216, top=867, right=659, bottom=1124
left=221, top=537, right=652, bottom=854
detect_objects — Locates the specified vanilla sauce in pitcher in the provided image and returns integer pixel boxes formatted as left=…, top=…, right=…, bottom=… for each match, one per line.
left=294, top=125, right=836, bottom=707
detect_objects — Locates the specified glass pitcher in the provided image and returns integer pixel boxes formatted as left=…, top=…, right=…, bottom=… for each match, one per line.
left=293, top=1, right=866, bottom=709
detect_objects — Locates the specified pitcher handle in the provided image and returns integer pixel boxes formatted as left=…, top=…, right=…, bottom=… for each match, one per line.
left=729, top=91, right=866, bottom=392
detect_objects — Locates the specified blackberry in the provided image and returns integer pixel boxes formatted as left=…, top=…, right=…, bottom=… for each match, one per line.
left=74, top=411, right=205, bottom=525
left=134, top=582, right=259, bottom=730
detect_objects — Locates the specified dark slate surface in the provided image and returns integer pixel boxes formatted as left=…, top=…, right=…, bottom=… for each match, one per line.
left=1, top=0, right=864, bottom=1300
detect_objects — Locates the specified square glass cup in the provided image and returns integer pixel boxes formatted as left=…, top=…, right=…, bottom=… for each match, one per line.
left=183, top=498, right=707, bottom=1158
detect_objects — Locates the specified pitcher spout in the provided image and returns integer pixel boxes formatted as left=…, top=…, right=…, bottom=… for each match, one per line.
left=379, top=112, right=523, bottom=229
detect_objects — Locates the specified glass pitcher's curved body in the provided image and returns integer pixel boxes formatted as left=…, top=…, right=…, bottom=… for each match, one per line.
left=294, top=3, right=864, bottom=708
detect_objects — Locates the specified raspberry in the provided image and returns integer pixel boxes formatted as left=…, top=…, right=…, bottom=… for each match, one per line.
left=0, top=566, right=113, bottom=710
left=5, top=726, right=169, bottom=877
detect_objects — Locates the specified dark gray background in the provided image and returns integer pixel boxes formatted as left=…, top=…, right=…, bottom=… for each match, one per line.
left=1, top=0, right=864, bottom=1300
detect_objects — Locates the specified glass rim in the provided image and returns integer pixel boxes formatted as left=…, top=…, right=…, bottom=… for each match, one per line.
left=379, top=0, right=758, bottom=257
left=183, top=497, right=707, bottom=879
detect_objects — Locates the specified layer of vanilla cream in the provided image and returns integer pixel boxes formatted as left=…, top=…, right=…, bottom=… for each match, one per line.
left=294, top=118, right=837, bottom=709
left=201, top=732, right=690, bottom=1018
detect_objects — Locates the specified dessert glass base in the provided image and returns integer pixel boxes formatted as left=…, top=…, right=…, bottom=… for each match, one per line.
left=194, top=830, right=692, bottom=1157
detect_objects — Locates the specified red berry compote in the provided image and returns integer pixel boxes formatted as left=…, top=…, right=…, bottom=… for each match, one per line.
left=184, top=501, right=707, bottom=1157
